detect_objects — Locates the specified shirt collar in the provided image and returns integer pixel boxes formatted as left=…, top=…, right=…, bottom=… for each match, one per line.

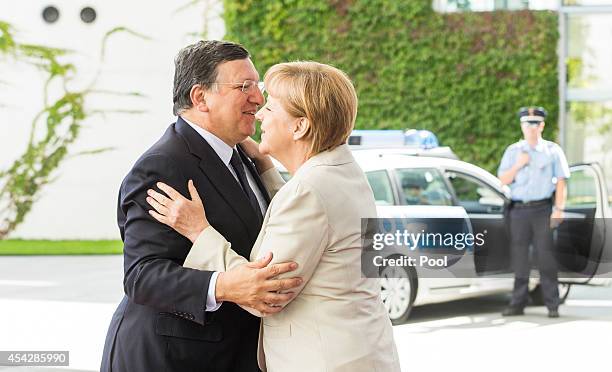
left=181, top=116, right=235, bottom=166
left=520, top=138, right=545, bottom=152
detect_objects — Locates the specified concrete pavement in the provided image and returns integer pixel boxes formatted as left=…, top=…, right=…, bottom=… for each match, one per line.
left=1, top=256, right=611, bottom=371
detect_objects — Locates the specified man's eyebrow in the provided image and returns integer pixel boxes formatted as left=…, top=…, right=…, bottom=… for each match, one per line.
left=234, top=76, right=259, bottom=81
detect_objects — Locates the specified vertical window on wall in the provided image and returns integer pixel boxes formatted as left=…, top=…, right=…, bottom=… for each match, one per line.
left=432, top=0, right=558, bottom=12
left=565, top=101, right=612, bottom=206
left=567, top=14, right=612, bottom=97
left=563, top=0, right=612, bottom=5
left=565, top=10, right=612, bottom=206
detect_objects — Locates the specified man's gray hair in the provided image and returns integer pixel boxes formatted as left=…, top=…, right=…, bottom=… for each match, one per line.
left=172, top=40, right=250, bottom=116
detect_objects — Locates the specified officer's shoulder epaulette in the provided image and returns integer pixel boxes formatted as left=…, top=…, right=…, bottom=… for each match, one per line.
left=542, top=139, right=562, bottom=150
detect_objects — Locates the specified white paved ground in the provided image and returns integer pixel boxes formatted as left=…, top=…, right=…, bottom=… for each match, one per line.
left=1, top=256, right=611, bottom=371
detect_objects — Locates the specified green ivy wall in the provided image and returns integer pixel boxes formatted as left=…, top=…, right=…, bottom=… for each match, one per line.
left=223, top=0, right=559, bottom=172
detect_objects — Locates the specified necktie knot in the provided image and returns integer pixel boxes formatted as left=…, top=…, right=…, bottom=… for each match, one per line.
left=230, top=149, right=243, bottom=170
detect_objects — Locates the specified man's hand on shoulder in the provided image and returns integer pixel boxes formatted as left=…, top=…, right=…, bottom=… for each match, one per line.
left=215, top=252, right=302, bottom=315
left=515, top=152, right=530, bottom=169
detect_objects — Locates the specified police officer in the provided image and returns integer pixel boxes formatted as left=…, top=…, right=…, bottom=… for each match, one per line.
left=497, top=106, right=570, bottom=318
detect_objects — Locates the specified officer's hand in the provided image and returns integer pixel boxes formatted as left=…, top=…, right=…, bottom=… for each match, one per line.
left=516, top=152, right=530, bottom=168
left=550, top=208, right=564, bottom=228
left=215, top=252, right=302, bottom=314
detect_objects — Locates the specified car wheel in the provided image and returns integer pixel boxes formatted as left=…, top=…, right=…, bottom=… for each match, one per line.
left=529, top=283, right=571, bottom=306
left=380, top=263, right=417, bottom=325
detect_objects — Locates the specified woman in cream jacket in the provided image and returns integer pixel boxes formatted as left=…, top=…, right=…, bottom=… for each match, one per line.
left=147, top=61, right=400, bottom=372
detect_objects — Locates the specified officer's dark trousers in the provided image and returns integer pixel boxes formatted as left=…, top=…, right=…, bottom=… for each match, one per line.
left=509, top=202, right=560, bottom=310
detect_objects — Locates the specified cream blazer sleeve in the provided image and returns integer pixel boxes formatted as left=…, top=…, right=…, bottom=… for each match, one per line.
left=183, top=167, right=284, bottom=272
left=184, top=175, right=329, bottom=311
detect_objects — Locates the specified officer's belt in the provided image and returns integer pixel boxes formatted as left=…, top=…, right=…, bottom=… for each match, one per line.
left=511, top=198, right=552, bottom=208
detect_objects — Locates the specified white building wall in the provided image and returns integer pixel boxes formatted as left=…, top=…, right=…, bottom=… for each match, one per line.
left=0, top=0, right=225, bottom=239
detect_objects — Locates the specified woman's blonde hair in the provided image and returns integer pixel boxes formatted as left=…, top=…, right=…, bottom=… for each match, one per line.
left=263, top=61, right=357, bottom=156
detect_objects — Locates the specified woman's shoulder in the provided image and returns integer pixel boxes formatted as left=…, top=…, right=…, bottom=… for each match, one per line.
left=288, top=164, right=339, bottom=196
left=276, top=173, right=324, bottom=202
left=288, top=162, right=365, bottom=206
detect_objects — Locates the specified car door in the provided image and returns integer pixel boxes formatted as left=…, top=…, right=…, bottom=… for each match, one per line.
left=364, top=169, right=400, bottom=206
left=393, top=167, right=475, bottom=293
left=444, top=170, right=513, bottom=276
left=555, top=163, right=611, bottom=284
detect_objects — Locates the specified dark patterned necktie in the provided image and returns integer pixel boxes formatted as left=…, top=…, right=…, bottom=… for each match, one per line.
left=230, top=149, right=263, bottom=223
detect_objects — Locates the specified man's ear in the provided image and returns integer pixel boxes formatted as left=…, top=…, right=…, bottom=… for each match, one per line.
left=293, top=117, right=310, bottom=141
left=189, top=85, right=209, bottom=112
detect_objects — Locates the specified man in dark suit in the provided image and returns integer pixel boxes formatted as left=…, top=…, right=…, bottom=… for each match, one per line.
left=101, top=40, right=302, bottom=372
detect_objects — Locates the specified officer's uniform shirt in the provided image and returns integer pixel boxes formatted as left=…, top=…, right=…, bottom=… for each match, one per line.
left=497, top=139, right=570, bottom=202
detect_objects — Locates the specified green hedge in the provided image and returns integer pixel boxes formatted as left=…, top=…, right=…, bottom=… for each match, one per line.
left=0, top=240, right=122, bottom=255
left=223, top=0, right=559, bottom=172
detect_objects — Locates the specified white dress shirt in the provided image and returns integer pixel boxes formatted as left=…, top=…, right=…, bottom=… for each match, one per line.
left=181, top=116, right=268, bottom=311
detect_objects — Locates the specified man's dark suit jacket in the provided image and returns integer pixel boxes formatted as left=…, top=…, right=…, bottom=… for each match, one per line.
left=101, top=117, right=269, bottom=372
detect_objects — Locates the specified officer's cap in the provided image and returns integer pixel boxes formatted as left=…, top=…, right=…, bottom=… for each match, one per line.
left=518, top=106, right=547, bottom=124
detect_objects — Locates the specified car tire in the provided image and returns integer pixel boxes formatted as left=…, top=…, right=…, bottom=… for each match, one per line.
left=380, top=260, right=417, bottom=325
left=529, top=283, right=571, bottom=306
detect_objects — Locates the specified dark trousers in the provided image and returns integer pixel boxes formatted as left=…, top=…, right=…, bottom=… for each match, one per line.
left=509, top=202, right=560, bottom=310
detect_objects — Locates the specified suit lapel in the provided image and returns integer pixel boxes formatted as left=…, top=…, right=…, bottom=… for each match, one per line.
left=175, top=118, right=262, bottom=239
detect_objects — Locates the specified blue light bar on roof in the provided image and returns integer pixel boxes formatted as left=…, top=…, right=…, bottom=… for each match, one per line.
left=348, top=129, right=439, bottom=149
left=404, top=129, right=439, bottom=149
left=348, top=130, right=405, bottom=146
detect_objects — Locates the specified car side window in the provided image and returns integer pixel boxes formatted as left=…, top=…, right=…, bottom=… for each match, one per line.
left=446, top=171, right=504, bottom=213
left=566, top=167, right=598, bottom=209
left=396, top=168, right=453, bottom=206
left=365, top=170, right=395, bottom=206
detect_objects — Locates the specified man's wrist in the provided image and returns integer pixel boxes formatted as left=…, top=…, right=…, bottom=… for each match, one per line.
left=205, top=272, right=223, bottom=311
left=215, top=272, right=227, bottom=302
